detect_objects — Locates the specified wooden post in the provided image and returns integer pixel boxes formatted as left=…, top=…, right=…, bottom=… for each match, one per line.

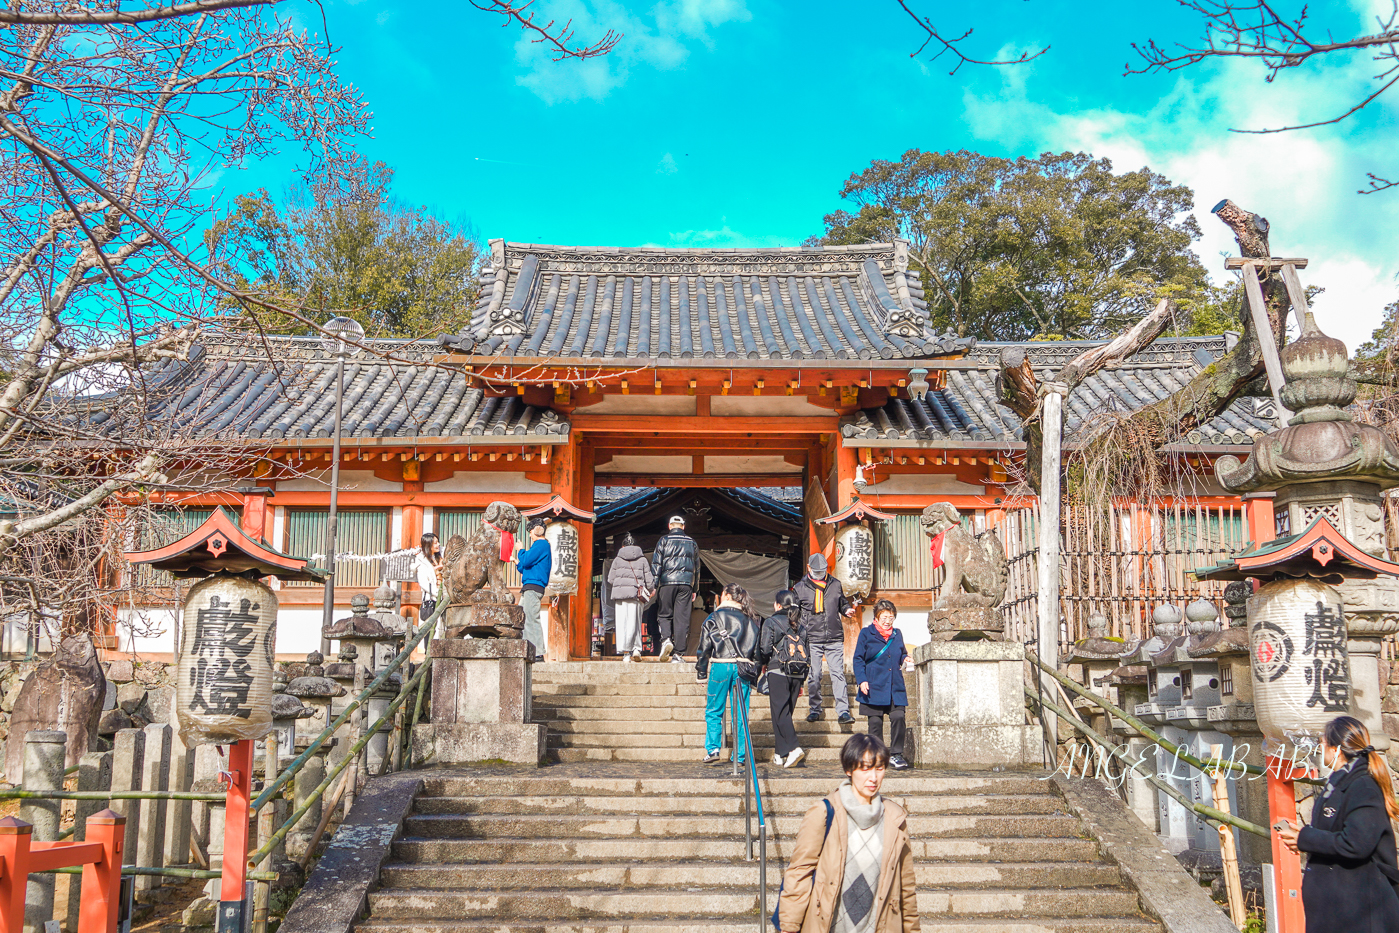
left=1267, top=754, right=1308, bottom=933
left=1240, top=263, right=1290, bottom=419
left=252, top=732, right=278, bottom=933
left=572, top=440, right=596, bottom=660
left=1244, top=492, right=1276, bottom=546
left=0, top=817, right=33, bottom=933
left=1210, top=743, right=1246, bottom=929
left=548, top=438, right=579, bottom=661
left=79, top=810, right=125, bottom=933
left=218, top=740, right=254, bottom=933
left=1036, top=391, right=1064, bottom=749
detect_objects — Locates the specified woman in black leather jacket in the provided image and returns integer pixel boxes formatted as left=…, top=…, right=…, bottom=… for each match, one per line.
left=696, top=583, right=761, bottom=766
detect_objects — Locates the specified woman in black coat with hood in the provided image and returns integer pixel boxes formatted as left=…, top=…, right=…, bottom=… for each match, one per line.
left=1276, top=715, right=1399, bottom=933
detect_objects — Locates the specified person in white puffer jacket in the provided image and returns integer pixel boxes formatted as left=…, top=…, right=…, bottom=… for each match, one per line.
left=606, top=534, right=654, bottom=661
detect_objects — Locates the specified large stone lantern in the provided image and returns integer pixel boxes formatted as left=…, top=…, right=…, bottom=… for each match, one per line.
left=283, top=652, right=344, bottom=750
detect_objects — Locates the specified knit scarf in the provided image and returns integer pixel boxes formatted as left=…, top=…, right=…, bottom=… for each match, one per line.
left=489, top=522, right=516, bottom=562
left=808, top=574, right=829, bottom=613
left=873, top=615, right=895, bottom=639
left=833, top=782, right=884, bottom=933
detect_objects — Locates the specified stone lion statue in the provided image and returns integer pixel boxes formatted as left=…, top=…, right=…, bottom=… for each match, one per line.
left=444, top=500, right=521, bottom=607
left=920, top=503, right=1009, bottom=610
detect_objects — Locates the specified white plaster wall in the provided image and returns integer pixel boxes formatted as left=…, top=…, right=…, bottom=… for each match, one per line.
left=424, top=506, right=435, bottom=534
left=119, top=608, right=177, bottom=656
left=270, top=507, right=286, bottom=591
left=711, top=396, right=829, bottom=417
left=596, top=455, right=692, bottom=474
left=277, top=469, right=403, bottom=492
left=864, top=474, right=987, bottom=496
left=276, top=608, right=325, bottom=658
left=423, top=472, right=550, bottom=493
left=391, top=506, right=404, bottom=549
left=584, top=396, right=697, bottom=415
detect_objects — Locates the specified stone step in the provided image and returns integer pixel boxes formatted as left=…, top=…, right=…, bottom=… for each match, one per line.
left=391, top=835, right=1110, bottom=864
left=541, top=716, right=865, bottom=733
left=537, top=705, right=873, bottom=721
left=544, top=730, right=861, bottom=749
left=531, top=693, right=865, bottom=709
left=356, top=919, right=1158, bottom=933
left=364, top=887, right=1142, bottom=920
left=418, top=773, right=1055, bottom=797
left=400, top=812, right=1084, bottom=840
left=550, top=746, right=844, bottom=763
left=412, top=793, right=1065, bottom=817
left=377, top=860, right=1125, bottom=890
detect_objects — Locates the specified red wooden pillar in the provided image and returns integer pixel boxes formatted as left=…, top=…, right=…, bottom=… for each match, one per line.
left=241, top=487, right=273, bottom=543
left=572, top=440, right=596, bottom=660
left=79, top=810, right=125, bottom=933
left=1267, top=754, right=1309, bottom=933
left=549, top=437, right=580, bottom=661
left=218, top=740, right=255, bottom=933
left=401, top=502, right=425, bottom=620
left=1245, top=492, right=1277, bottom=546
left=0, top=816, right=32, bottom=933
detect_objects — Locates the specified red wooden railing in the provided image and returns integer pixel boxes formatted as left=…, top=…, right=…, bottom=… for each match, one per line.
left=0, top=810, right=124, bottom=933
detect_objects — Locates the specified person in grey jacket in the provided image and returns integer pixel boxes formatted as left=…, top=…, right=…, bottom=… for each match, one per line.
left=791, top=553, right=855, bottom=723
left=606, top=534, right=654, bottom=661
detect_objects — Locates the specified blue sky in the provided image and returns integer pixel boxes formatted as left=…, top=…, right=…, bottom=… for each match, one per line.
left=226, top=0, right=1398, bottom=351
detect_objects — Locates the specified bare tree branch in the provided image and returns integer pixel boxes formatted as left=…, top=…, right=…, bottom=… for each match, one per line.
left=894, top=0, right=1048, bottom=74
left=468, top=0, right=622, bottom=61
left=0, top=0, right=275, bottom=25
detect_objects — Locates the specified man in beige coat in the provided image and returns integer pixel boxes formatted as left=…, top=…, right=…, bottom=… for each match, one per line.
left=776, top=734, right=919, bottom=932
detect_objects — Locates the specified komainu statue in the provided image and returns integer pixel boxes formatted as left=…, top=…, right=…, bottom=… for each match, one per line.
left=921, top=502, right=1009, bottom=640
left=441, top=500, right=526, bottom=638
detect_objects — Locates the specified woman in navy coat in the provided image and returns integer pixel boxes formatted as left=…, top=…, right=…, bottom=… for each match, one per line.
left=1277, top=715, right=1399, bottom=933
left=852, top=598, right=911, bottom=771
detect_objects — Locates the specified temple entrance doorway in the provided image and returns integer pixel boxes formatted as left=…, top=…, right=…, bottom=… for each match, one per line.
left=592, top=486, right=803, bottom=657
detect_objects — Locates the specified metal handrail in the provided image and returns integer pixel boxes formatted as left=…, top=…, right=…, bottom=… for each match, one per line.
left=730, top=676, right=768, bottom=931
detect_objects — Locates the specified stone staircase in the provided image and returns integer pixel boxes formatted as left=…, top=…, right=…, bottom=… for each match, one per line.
left=532, top=661, right=883, bottom=764
left=351, top=763, right=1162, bottom=932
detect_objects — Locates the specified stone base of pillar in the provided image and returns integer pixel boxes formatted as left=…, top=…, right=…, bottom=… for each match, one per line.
left=927, top=606, right=1004, bottom=642
left=912, top=641, right=1036, bottom=769
left=411, top=638, right=543, bottom=766
left=443, top=604, right=526, bottom=639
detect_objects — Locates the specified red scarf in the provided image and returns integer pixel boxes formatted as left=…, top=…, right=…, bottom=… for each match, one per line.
left=874, top=616, right=895, bottom=639
left=489, top=521, right=515, bottom=562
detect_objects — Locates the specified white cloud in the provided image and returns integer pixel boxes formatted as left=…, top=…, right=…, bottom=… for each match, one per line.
left=656, top=152, right=679, bottom=174
left=512, top=0, right=750, bottom=103
left=961, top=52, right=1399, bottom=353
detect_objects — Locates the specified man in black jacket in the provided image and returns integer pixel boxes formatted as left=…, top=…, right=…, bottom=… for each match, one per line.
left=792, top=553, right=855, bottom=723
left=650, top=515, right=699, bottom=662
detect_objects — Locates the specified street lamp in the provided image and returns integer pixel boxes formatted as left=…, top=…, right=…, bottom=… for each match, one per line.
left=320, top=315, right=364, bottom=653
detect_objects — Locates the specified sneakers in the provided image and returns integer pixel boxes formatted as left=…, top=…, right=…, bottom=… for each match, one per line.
left=837, top=712, right=855, bottom=725
left=631, top=648, right=642, bottom=661
left=623, top=652, right=634, bottom=664
left=702, top=750, right=722, bottom=763
left=784, top=747, right=807, bottom=768
left=772, top=753, right=784, bottom=766
left=890, top=754, right=911, bottom=771
left=806, top=711, right=822, bottom=723
left=670, top=655, right=685, bottom=665
left=658, top=638, right=674, bottom=661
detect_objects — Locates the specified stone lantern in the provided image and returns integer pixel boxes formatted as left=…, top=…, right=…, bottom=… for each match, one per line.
left=323, top=593, right=398, bottom=676
left=267, top=672, right=315, bottom=766
left=1128, top=603, right=1184, bottom=727
left=283, top=651, right=344, bottom=750
left=1060, top=612, right=1137, bottom=734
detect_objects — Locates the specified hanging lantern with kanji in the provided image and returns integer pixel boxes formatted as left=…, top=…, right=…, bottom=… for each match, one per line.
left=124, top=506, right=323, bottom=746
left=522, top=496, right=596, bottom=598
left=817, top=498, right=894, bottom=603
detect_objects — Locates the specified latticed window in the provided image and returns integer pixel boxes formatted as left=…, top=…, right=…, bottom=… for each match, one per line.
left=284, top=510, right=388, bottom=588
left=1180, top=668, right=1193, bottom=701
left=1220, top=664, right=1234, bottom=696
left=433, top=510, right=522, bottom=588
left=1147, top=668, right=1158, bottom=698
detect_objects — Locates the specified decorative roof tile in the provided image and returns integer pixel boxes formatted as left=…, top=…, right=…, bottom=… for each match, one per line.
left=457, top=240, right=976, bottom=361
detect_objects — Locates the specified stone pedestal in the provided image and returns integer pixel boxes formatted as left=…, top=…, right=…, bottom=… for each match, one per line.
left=443, top=603, right=526, bottom=639
left=1341, top=579, right=1399, bottom=753
left=912, top=641, right=1036, bottom=769
left=411, top=638, right=544, bottom=766
left=927, top=606, right=1003, bottom=641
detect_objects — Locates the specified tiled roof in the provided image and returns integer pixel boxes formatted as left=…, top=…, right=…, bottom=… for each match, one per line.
left=453, top=240, right=977, bottom=361
left=839, top=335, right=1278, bottom=447
left=94, top=335, right=570, bottom=442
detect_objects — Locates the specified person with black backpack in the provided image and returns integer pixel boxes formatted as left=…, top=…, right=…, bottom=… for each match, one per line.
left=760, top=589, right=810, bottom=768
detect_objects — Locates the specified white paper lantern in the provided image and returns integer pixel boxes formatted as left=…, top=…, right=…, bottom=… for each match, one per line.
left=1248, top=577, right=1352, bottom=760
left=176, top=573, right=278, bottom=746
left=545, top=522, right=580, bottom=596
left=833, top=523, right=875, bottom=600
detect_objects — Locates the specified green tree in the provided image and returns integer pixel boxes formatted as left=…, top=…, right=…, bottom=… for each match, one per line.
left=207, top=161, right=482, bottom=338
left=811, top=150, right=1215, bottom=341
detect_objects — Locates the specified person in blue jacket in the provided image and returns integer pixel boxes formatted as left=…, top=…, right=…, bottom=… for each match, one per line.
left=853, top=598, right=911, bottom=771
left=515, top=519, right=552, bottom=656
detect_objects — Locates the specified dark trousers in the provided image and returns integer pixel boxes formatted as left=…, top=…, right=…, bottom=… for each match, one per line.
left=767, top=672, right=802, bottom=758
left=866, top=703, right=906, bottom=756
left=657, top=584, right=692, bottom=655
